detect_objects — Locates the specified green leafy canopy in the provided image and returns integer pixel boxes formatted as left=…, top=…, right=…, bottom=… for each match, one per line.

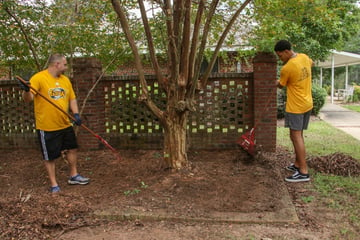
left=0, top=0, right=359, bottom=74
left=250, top=0, right=360, bottom=61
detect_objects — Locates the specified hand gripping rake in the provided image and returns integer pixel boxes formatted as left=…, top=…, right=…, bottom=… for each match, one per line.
left=16, top=75, right=121, bottom=161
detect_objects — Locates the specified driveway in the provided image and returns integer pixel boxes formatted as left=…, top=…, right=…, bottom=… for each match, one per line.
left=319, top=102, right=360, bottom=141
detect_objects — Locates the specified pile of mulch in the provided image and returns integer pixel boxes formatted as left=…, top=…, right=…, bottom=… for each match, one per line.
left=308, top=153, right=360, bottom=177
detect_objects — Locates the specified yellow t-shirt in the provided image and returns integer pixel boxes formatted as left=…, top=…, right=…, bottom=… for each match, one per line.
left=30, top=70, right=76, bottom=131
left=279, top=53, right=313, bottom=114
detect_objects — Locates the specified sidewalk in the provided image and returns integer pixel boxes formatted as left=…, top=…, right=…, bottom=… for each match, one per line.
left=319, top=102, right=360, bottom=141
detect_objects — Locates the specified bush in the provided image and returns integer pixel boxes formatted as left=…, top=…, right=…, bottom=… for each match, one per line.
left=277, top=88, right=286, bottom=118
left=353, top=85, right=360, bottom=102
left=277, top=84, right=328, bottom=118
left=312, top=84, right=327, bottom=116
left=323, top=84, right=331, bottom=95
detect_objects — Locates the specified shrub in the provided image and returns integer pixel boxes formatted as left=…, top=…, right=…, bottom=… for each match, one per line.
left=312, top=84, right=327, bottom=116
left=277, top=84, right=328, bottom=118
left=277, top=88, right=286, bottom=118
left=323, top=84, right=331, bottom=95
left=353, top=85, right=360, bottom=102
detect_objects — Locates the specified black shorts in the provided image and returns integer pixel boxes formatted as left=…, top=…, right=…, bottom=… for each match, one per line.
left=37, top=126, right=78, bottom=160
left=284, top=110, right=312, bottom=131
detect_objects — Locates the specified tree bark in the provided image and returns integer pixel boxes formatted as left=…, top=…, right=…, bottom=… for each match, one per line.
left=163, top=108, right=188, bottom=169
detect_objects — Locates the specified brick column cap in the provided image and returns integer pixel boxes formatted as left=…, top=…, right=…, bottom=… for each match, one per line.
left=253, top=52, right=277, bottom=63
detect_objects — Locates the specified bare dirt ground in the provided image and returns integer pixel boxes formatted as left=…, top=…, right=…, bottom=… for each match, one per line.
left=1, top=142, right=359, bottom=239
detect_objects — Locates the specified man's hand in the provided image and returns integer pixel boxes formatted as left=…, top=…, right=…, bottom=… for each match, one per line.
left=73, top=113, right=82, bottom=126
left=18, top=79, right=30, bottom=92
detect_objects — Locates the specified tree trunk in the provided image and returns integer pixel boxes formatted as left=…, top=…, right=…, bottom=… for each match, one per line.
left=163, top=109, right=189, bottom=169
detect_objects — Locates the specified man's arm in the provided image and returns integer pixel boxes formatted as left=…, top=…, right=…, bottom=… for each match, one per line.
left=18, top=78, right=34, bottom=102
left=70, top=99, right=82, bottom=125
left=277, top=80, right=284, bottom=89
left=22, top=91, right=34, bottom=103
left=69, top=99, right=79, bottom=114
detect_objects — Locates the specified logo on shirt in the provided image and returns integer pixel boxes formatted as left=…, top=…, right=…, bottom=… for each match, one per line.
left=48, top=87, right=65, bottom=100
left=300, top=67, right=310, bottom=81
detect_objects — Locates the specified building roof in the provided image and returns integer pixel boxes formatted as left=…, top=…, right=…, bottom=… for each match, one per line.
left=317, top=50, right=360, bottom=68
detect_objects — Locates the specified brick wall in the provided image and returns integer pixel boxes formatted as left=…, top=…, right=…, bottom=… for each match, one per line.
left=71, top=53, right=277, bottom=152
left=113, top=53, right=253, bottom=76
left=253, top=52, right=277, bottom=152
left=0, top=53, right=277, bottom=152
left=72, top=57, right=105, bottom=150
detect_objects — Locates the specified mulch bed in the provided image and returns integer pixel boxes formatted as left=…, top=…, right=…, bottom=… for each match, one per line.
left=0, top=148, right=359, bottom=239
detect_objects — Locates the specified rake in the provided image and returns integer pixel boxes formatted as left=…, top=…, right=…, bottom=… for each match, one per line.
left=236, top=127, right=256, bottom=156
left=236, top=97, right=273, bottom=157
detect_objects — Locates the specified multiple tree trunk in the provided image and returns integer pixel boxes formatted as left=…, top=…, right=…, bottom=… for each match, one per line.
left=111, top=0, right=252, bottom=168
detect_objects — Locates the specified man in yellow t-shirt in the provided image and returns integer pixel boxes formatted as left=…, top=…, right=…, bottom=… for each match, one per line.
left=20, top=54, right=89, bottom=193
left=275, top=40, right=313, bottom=183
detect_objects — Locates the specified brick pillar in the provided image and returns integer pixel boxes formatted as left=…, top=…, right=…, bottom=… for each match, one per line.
left=72, top=57, right=104, bottom=150
left=252, top=52, right=277, bottom=152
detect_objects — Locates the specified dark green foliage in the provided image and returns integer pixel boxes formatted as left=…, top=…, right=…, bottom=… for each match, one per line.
left=312, top=84, right=327, bottom=116
left=277, top=88, right=286, bottom=118
left=353, top=86, right=360, bottom=102
left=323, top=85, right=331, bottom=96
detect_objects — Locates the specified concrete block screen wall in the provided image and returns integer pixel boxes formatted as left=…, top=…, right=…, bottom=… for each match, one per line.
left=0, top=53, right=277, bottom=152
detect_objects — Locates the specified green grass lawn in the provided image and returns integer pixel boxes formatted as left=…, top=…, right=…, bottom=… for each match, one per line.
left=342, top=104, right=360, bottom=113
left=277, top=119, right=360, bottom=238
left=277, top=119, right=360, bottom=159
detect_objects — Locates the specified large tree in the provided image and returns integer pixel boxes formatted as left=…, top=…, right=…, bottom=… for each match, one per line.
left=110, top=0, right=252, bottom=168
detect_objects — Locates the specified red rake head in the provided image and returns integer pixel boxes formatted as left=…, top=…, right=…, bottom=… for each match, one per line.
left=96, top=135, right=122, bottom=161
left=236, top=128, right=256, bottom=156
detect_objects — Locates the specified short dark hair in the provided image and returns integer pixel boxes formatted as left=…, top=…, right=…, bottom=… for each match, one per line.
left=274, top=40, right=292, bottom=52
left=48, top=54, right=65, bottom=64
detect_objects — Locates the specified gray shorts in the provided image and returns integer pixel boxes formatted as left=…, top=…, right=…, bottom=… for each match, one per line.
left=284, top=110, right=312, bottom=130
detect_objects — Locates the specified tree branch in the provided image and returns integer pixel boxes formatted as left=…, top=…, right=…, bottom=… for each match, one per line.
left=173, top=0, right=184, bottom=48
left=138, top=0, right=166, bottom=90
left=189, top=0, right=219, bottom=96
left=111, top=0, right=164, bottom=120
left=79, top=53, right=120, bottom=117
left=187, top=0, right=205, bottom=88
left=4, top=6, right=41, bottom=71
left=179, top=0, right=191, bottom=89
left=164, top=0, right=179, bottom=89
left=200, top=0, right=252, bottom=87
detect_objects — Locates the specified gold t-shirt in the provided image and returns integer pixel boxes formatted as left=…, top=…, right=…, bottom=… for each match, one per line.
left=30, top=70, right=76, bottom=131
left=279, top=53, right=313, bottom=114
